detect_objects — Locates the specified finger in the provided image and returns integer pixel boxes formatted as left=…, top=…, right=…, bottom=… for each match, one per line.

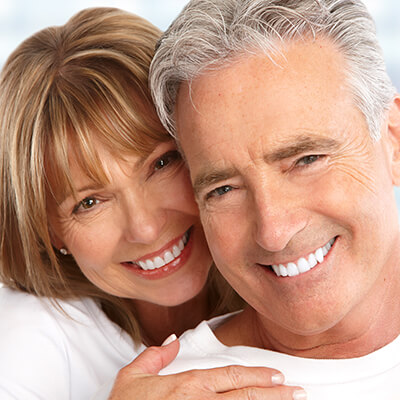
left=124, top=337, right=180, bottom=375
left=193, top=365, right=286, bottom=392
left=221, top=386, right=307, bottom=400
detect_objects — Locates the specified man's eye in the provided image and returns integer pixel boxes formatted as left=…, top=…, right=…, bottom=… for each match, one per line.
left=153, top=151, right=182, bottom=171
left=295, top=155, right=322, bottom=167
left=206, top=185, right=233, bottom=199
left=73, top=197, right=99, bottom=213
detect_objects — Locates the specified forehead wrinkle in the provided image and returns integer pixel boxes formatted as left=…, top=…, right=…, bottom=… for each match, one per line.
left=263, top=135, right=340, bottom=163
left=193, top=166, right=238, bottom=198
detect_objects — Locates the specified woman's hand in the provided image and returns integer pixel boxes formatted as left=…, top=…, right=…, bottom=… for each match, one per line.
left=108, top=337, right=306, bottom=399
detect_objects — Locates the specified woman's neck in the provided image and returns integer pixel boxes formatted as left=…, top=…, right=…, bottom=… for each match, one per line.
left=132, top=285, right=210, bottom=346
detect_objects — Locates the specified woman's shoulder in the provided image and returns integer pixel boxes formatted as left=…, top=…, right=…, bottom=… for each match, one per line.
left=0, top=285, right=138, bottom=399
left=0, top=285, right=135, bottom=353
left=0, top=285, right=100, bottom=328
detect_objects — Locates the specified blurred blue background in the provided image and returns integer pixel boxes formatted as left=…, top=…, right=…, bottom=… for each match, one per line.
left=1, top=0, right=399, bottom=88
left=0, top=0, right=399, bottom=205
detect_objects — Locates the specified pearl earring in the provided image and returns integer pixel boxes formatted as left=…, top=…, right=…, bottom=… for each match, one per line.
left=59, top=248, right=68, bottom=256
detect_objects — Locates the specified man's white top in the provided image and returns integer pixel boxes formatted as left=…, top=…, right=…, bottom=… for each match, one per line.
left=0, top=286, right=143, bottom=400
left=161, top=313, right=400, bottom=400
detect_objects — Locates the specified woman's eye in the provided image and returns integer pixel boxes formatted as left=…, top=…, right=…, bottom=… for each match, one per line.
left=206, top=185, right=233, bottom=199
left=153, top=150, right=182, bottom=171
left=295, top=154, right=322, bottom=167
left=73, top=197, right=99, bottom=213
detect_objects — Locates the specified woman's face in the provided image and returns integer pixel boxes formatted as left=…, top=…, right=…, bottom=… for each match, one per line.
left=48, top=138, right=212, bottom=306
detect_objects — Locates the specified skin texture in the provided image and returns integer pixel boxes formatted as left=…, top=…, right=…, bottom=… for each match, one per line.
left=48, top=131, right=304, bottom=399
left=49, top=139, right=212, bottom=308
left=175, top=38, right=400, bottom=358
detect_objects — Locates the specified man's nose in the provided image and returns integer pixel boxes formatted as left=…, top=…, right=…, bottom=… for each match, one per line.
left=252, top=184, right=307, bottom=252
left=122, top=195, right=167, bottom=245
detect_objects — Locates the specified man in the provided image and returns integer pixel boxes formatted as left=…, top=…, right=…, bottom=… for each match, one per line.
left=150, top=0, right=400, bottom=398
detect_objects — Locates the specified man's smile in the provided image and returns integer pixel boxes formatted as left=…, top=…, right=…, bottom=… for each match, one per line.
left=262, top=237, right=337, bottom=278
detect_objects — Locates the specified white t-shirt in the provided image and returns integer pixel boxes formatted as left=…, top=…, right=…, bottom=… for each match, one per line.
left=0, top=286, right=144, bottom=400
left=161, top=313, right=400, bottom=400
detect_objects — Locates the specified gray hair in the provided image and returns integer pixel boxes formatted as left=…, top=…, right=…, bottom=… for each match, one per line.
left=150, top=0, right=396, bottom=140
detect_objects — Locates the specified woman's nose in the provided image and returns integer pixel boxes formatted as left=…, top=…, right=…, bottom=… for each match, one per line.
left=122, top=195, right=167, bottom=244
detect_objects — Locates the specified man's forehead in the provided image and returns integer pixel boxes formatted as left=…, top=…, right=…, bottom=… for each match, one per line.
left=177, top=38, right=345, bottom=99
left=175, top=37, right=359, bottom=186
left=176, top=39, right=348, bottom=134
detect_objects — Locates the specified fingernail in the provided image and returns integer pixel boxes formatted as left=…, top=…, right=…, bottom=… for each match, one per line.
left=161, top=333, right=177, bottom=346
left=271, top=372, right=285, bottom=385
left=293, top=389, right=307, bottom=400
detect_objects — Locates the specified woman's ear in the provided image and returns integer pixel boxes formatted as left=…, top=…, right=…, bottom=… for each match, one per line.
left=48, top=225, right=64, bottom=250
left=387, top=96, right=400, bottom=185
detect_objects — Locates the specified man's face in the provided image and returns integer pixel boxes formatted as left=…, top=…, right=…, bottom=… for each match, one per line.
left=176, top=39, right=400, bottom=336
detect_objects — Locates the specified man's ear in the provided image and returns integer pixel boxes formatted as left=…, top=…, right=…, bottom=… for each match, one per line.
left=387, top=96, right=400, bottom=185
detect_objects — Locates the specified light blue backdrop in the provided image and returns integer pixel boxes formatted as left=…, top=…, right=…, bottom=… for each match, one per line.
left=1, top=0, right=399, bottom=89
left=1, top=0, right=399, bottom=206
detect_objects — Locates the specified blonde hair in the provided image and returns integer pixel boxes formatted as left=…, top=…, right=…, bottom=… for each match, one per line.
left=0, top=7, right=241, bottom=342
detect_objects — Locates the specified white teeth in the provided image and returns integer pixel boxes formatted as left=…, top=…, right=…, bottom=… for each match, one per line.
left=131, top=231, right=190, bottom=271
left=272, top=265, right=280, bottom=276
left=315, top=248, right=324, bottom=263
left=287, top=262, right=299, bottom=277
left=297, top=257, right=310, bottom=273
left=270, top=238, right=335, bottom=278
left=163, top=251, right=174, bottom=264
left=145, top=259, right=154, bottom=270
left=172, top=245, right=181, bottom=258
left=279, top=264, right=288, bottom=277
left=308, top=253, right=317, bottom=268
left=153, top=256, right=166, bottom=268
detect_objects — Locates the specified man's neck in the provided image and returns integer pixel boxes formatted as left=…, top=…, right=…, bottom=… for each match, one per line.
left=215, top=266, right=400, bottom=359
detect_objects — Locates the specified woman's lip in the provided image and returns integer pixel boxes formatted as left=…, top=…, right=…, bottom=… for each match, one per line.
left=126, top=227, right=191, bottom=264
left=122, top=228, right=194, bottom=280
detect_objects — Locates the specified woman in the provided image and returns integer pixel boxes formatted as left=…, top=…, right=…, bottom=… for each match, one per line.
left=0, top=7, right=298, bottom=400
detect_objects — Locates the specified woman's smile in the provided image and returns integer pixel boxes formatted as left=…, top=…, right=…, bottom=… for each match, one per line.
left=121, top=227, right=195, bottom=279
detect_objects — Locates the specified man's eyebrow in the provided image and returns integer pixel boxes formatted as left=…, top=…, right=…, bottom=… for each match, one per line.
left=193, top=167, right=237, bottom=198
left=192, top=135, right=339, bottom=197
left=264, top=135, right=339, bottom=163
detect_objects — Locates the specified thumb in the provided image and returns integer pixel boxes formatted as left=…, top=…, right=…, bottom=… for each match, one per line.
left=126, top=334, right=180, bottom=375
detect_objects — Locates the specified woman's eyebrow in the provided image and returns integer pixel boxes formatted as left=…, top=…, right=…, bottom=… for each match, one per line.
left=58, top=183, right=103, bottom=205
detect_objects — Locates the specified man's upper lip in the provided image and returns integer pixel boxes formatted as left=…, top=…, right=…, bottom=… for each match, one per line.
left=258, top=237, right=336, bottom=266
left=124, top=228, right=191, bottom=263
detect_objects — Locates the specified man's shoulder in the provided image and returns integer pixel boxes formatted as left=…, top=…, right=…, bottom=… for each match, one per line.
left=161, top=310, right=400, bottom=400
left=160, top=312, right=247, bottom=374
